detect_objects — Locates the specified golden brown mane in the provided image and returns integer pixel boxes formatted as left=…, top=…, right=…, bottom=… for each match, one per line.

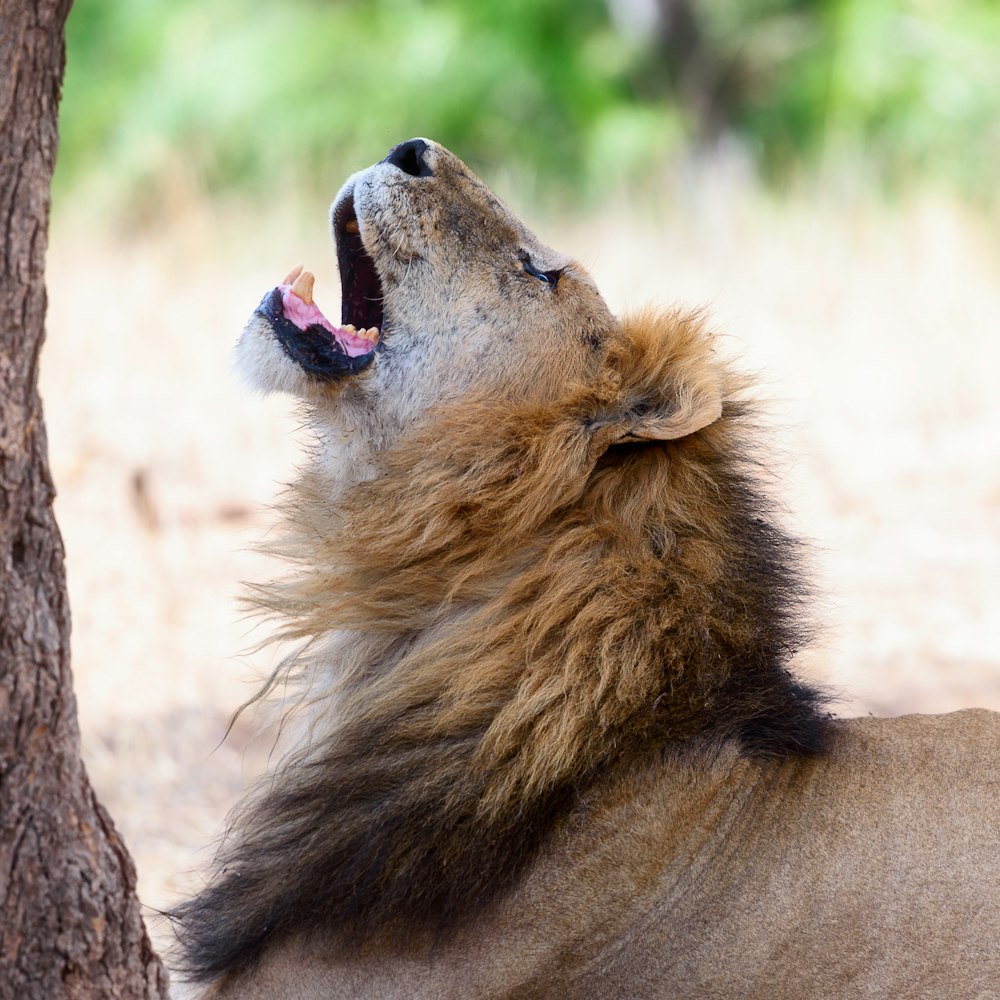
left=173, top=309, right=828, bottom=983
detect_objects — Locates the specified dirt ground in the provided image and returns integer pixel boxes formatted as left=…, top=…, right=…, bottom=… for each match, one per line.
left=40, top=171, right=1000, bottom=965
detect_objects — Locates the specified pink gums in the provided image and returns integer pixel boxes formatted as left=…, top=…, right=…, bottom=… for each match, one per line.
left=278, top=284, right=377, bottom=358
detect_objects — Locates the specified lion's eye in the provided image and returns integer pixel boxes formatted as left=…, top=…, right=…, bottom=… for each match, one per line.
left=520, top=256, right=562, bottom=289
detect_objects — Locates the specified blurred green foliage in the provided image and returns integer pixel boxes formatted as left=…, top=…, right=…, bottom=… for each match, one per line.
left=691, top=0, right=1000, bottom=196
left=56, top=0, right=1000, bottom=209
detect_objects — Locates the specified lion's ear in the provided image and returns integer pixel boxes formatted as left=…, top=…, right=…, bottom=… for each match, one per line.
left=613, top=387, right=722, bottom=444
left=588, top=383, right=722, bottom=458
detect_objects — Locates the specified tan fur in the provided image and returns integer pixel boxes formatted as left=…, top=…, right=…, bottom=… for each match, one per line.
left=180, top=141, right=1000, bottom=998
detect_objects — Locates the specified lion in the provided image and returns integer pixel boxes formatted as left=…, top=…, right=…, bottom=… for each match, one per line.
left=173, top=139, right=1000, bottom=999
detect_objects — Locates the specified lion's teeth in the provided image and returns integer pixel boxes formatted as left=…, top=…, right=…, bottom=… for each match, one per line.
left=283, top=263, right=304, bottom=285
left=343, top=324, right=356, bottom=333
left=291, top=270, right=315, bottom=305
left=364, top=327, right=380, bottom=341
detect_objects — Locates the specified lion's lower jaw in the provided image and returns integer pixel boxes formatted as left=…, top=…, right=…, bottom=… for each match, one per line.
left=234, top=314, right=314, bottom=398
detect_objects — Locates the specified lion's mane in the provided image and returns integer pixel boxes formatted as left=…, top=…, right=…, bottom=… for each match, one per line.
left=173, top=310, right=828, bottom=982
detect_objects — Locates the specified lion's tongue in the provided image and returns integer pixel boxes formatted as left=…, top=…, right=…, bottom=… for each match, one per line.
left=279, top=266, right=378, bottom=358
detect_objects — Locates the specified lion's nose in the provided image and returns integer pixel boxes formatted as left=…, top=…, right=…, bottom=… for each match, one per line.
left=383, top=138, right=434, bottom=178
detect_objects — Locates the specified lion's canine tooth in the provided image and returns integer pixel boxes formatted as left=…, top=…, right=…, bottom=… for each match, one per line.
left=283, top=263, right=304, bottom=285
left=291, top=270, right=315, bottom=305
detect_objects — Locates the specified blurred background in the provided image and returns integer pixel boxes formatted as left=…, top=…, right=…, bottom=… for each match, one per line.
left=42, top=0, right=999, bottom=966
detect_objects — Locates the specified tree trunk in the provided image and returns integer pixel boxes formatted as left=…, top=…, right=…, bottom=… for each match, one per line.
left=0, top=1, right=170, bottom=996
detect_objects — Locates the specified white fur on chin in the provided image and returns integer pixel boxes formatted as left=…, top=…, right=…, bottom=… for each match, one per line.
left=233, top=312, right=313, bottom=398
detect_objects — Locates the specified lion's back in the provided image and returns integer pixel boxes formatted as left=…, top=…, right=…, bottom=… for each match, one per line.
left=203, top=709, right=1000, bottom=999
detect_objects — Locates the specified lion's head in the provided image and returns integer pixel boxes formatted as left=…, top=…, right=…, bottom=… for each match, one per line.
left=237, top=138, right=720, bottom=479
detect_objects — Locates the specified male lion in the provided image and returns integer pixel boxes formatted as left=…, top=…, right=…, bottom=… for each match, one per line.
left=174, top=139, right=1000, bottom=999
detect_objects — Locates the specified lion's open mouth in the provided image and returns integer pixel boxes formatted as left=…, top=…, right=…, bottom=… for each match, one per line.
left=258, top=192, right=384, bottom=380
left=333, top=193, right=384, bottom=335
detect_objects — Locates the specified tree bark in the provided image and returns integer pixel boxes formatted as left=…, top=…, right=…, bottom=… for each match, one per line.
left=0, top=1, right=170, bottom=996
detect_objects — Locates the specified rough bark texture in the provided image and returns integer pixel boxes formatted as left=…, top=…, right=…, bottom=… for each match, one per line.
left=0, top=1, right=170, bottom=997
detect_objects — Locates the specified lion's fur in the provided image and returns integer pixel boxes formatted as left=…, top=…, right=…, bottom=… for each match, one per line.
left=175, top=306, right=827, bottom=981
left=175, top=141, right=1000, bottom=997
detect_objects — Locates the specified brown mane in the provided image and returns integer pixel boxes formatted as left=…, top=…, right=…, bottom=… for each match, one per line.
left=172, top=309, right=828, bottom=983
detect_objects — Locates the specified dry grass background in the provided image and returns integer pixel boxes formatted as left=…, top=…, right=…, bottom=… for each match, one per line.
left=41, top=170, right=1000, bottom=962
